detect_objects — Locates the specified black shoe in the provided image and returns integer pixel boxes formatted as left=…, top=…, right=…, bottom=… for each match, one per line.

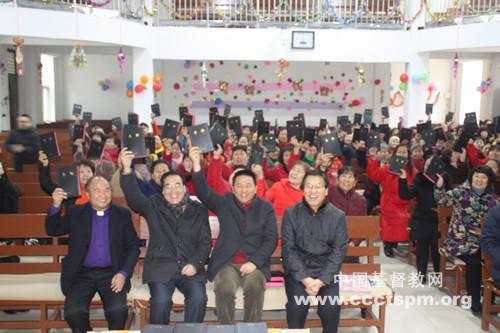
left=471, top=308, right=482, bottom=317
left=384, top=245, right=394, bottom=258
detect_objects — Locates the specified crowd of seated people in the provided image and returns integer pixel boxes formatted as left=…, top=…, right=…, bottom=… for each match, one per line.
left=1, top=109, right=500, bottom=332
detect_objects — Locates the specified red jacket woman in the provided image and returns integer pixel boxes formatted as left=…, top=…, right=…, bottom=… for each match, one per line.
left=366, top=144, right=413, bottom=257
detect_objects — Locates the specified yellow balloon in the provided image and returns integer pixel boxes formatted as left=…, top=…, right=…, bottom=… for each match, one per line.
left=140, top=75, right=149, bottom=85
left=153, top=74, right=161, bottom=83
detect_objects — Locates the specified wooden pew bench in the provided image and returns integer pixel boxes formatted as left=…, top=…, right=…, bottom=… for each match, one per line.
left=0, top=213, right=139, bottom=333
left=133, top=215, right=394, bottom=333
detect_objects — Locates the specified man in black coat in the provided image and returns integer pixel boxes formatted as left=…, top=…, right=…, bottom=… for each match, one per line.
left=45, top=176, right=139, bottom=333
left=282, top=169, right=348, bottom=333
left=120, top=148, right=211, bottom=325
left=189, top=146, right=278, bottom=324
left=5, top=114, right=40, bottom=172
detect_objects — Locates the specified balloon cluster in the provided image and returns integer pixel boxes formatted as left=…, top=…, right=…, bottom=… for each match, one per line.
left=399, top=73, right=409, bottom=91
left=410, top=72, right=429, bottom=84
left=125, top=74, right=163, bottom=98
left=477, top=78, right=491, bottom=94
left=97, top=78, right=111, bottom=91
left=427, top=83, right=440, bottom=93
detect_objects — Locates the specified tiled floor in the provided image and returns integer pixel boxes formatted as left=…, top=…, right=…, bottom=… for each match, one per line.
left=1, top=243, right=498, bottom=332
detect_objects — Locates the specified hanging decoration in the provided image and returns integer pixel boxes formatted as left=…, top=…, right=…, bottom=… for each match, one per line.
left=97, top=78, right=111, bottom=91
left=201, top=62, right=208, bottom=88
left=153, top=74, right=162, bottom=93
left=275, top=58, right=288, bottom=82
left=244, top=85, right=255, bottom=95
left=117, top=47, right=125, bottom=74
left=389, top=91, right=405, bottom=107
left=426, top=83, right=440, bottom=104
left=218, top=81, right=229, bottom=94
left=410, top=71, right=429, bottom=84
left=69, top=42, right=88, bottom=68
left=477, top=78, right=491, bottom=94
left=13, top=37, right=24, bottom=77
left=38, top=63, right=43, bottom=85
left=452, top=53, right=459, bottom=79
left=398, top=73, right=409, bottom=91
left=126, top=80, right=134, bottom=97
left=355, top=64, right=365, bottom=84
left=292, top=79, right=304, bottom=92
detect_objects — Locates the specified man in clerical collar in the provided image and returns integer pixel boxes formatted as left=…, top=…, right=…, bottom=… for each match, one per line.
left=45, top=176, right=139, bottom=333
left=282, top=169, right=348, bottom=333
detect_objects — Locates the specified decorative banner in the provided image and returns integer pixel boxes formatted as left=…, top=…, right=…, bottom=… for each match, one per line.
left=452, top=53, right=459, bottom=79
left=12, top=37, right=24, bottom=77
left=356, top=64, right=365, bottom=84
left=191, top=100, right=351, bottom=110
left=69, top=42, right=88, bottom=68
left=192, top=81, right=349, bottom=91
left=117, top=47, right=125, bottom=74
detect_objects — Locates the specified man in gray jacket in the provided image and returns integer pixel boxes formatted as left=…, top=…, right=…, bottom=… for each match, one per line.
left=282, top=169, right=348, bottom=333
left=120, top=148, right=211, bottom=325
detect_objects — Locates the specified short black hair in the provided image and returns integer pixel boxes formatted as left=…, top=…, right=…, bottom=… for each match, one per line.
left=231, top=169, right=256, bottom=186
left=76, top=159, right=96, bottom=175
left=19, top=114, right=32, bottom=119
left=301, top=169, right=329, bottom=190
left=468, top=165, right=496, bottom=191
left=160, top=171, right=186, bottom=187
left=150, top=159, right=170, bottom=174
left=85, top=175, right=111, bottom=193
left=140, top=122, right=149, bottom=128
left=232, top=145, right=248, bottom=155
left=338, top=166, right=357, bottom=179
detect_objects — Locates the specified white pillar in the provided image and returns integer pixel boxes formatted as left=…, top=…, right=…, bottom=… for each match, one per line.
left=403, top=52, right=430, bottom=127
left=132, top=47, right=154, bottom=125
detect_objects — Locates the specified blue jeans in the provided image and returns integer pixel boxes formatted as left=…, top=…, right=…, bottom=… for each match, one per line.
left=285, top=276, right=341, bottom=333
left=148, top=277, right=207, bottom=325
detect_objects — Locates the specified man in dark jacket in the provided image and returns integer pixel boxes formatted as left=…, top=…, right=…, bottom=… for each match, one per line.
left=189, top=146, right=278, bottom=324
left=482, top=204, right=500, bottom=285
left=120, top=148, right=211, bottom=325
left=45, top=176, right=139, bottom=333
left=5, top=114, right=40, bottom=172
left=282, top=169, right=348, bottom=333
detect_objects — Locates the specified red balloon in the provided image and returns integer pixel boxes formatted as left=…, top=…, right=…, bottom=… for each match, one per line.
left=134, top=84, right=144, bottom=93
left=153, top=83, right=162, bottom=92
left=400, top=73, right=409, bottom=82
left=352, top=99, right=360, bottom=106
left=374, top=79, right=381, bottom=85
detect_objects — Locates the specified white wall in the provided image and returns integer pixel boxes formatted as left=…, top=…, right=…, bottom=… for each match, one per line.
left=18, top=46, right=44, bottom=125
left=154, top=60, right=392, bottom=127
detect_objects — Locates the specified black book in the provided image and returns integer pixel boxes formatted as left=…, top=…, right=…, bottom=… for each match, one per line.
left=494, top=116, right=500, bottom=134
left=287, top=120, right=303, bottom=141
left=423, top=156, right=446, bottom=184
left=353, top=128, right=368, bottom=142
left=224, top=104, right=231, bottom=117
left=445, top=112, right=454, bottom=123
left=252, top=118, right=260, bottom=133
left=228, top=116, right=242, bottom=135
left=122, top=124, right=146, bottom=157
left=254, top=109, right=264, bottom=120
left=425, top=103, right=433, bottom=115
left=416, top=120, right=432, bottom=134
left=257, top=121, right=270, bottom=137
left=161, top=119, right=180, bottom=140
left=297, top=112, right=305, bottom=121
left=209, top=108, right=219, bottom=127
left=87, top=140, right=104, bottom=159
left=422, top=129, right=436, bottom=148
left=56, top=165, right=81, bottom=199
left=207, top=325, right=235, bottom=333
left=399, top=128, right=413, bottom=142
left=111, top=117, right=122, bottom=131
left=464, top=112, right=477, bottom=124
left=389, top=156, right=408, bottom=175
left=363, top=109, right=373, bottom=125
left=179, top=106, right=189, bottom=121
left=142, top=324, right=175, bottom=333
left=378, top=124, right=391, bottom=140
left=453, top=132, right=470, bottom=152
left=173, top=323, right=207, bottom=333
left=250, top=144, right=264, bottom=165
left=337, top=115, right=349, bottom=129
left=320, top=133, right=342, bottom=156
left=319, top=118, right=328, bottom=130
left=354, top=113, right=363, bottom=125
left=81, top=112, right=92, bottom=127
left=303, top=128, right=316, bottom=144
left=71, top=124, right=84, bottom=141
left=145, top=136, right=156, bottom=153
left=128, top=113, right=139, bottom=126
left=235, top=322, right=267, bottom=333
left=463, top=121, right=478, bottom=137
left=381, top=106, right=390, bottom=118
left=434, top=127, right=447, bottom=141
left=215, top=115, right=227, bottom=129
left=367, top=131, right=381, bottom=149
left=40, top=132, right=61, bottom=159
left=72, top=103, right=82, bottom=116
left=209, top=123, right=228, bottom=149
left=151, top=103, right=161, bottom=117
left=183, top=114, right=194, bottom=127
left=190, top=123, right=214, bottom=153
left=262, top=134, right=277, bottom=151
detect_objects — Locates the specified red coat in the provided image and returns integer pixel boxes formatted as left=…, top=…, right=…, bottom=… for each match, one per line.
left=466, top=143, right=489, bottom=167
left=327, top=186, right=367, bottom=216
left=366, top=157, right=412, bottom=242
left=262, top=152, right=300, bottom=183
left=263, top=178, right=303, bottom=216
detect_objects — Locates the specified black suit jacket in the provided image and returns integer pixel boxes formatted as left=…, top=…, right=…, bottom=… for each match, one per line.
left=45, top=203, right=140, bottom=295
left=191, top=171, right=278, bottom=281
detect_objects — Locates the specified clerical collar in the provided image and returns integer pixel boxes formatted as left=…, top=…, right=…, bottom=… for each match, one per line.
left=92, top=207, right=110, bottom=217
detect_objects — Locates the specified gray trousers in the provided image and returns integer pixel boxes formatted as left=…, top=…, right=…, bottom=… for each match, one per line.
left=213, top=263, right=266, bottom=324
